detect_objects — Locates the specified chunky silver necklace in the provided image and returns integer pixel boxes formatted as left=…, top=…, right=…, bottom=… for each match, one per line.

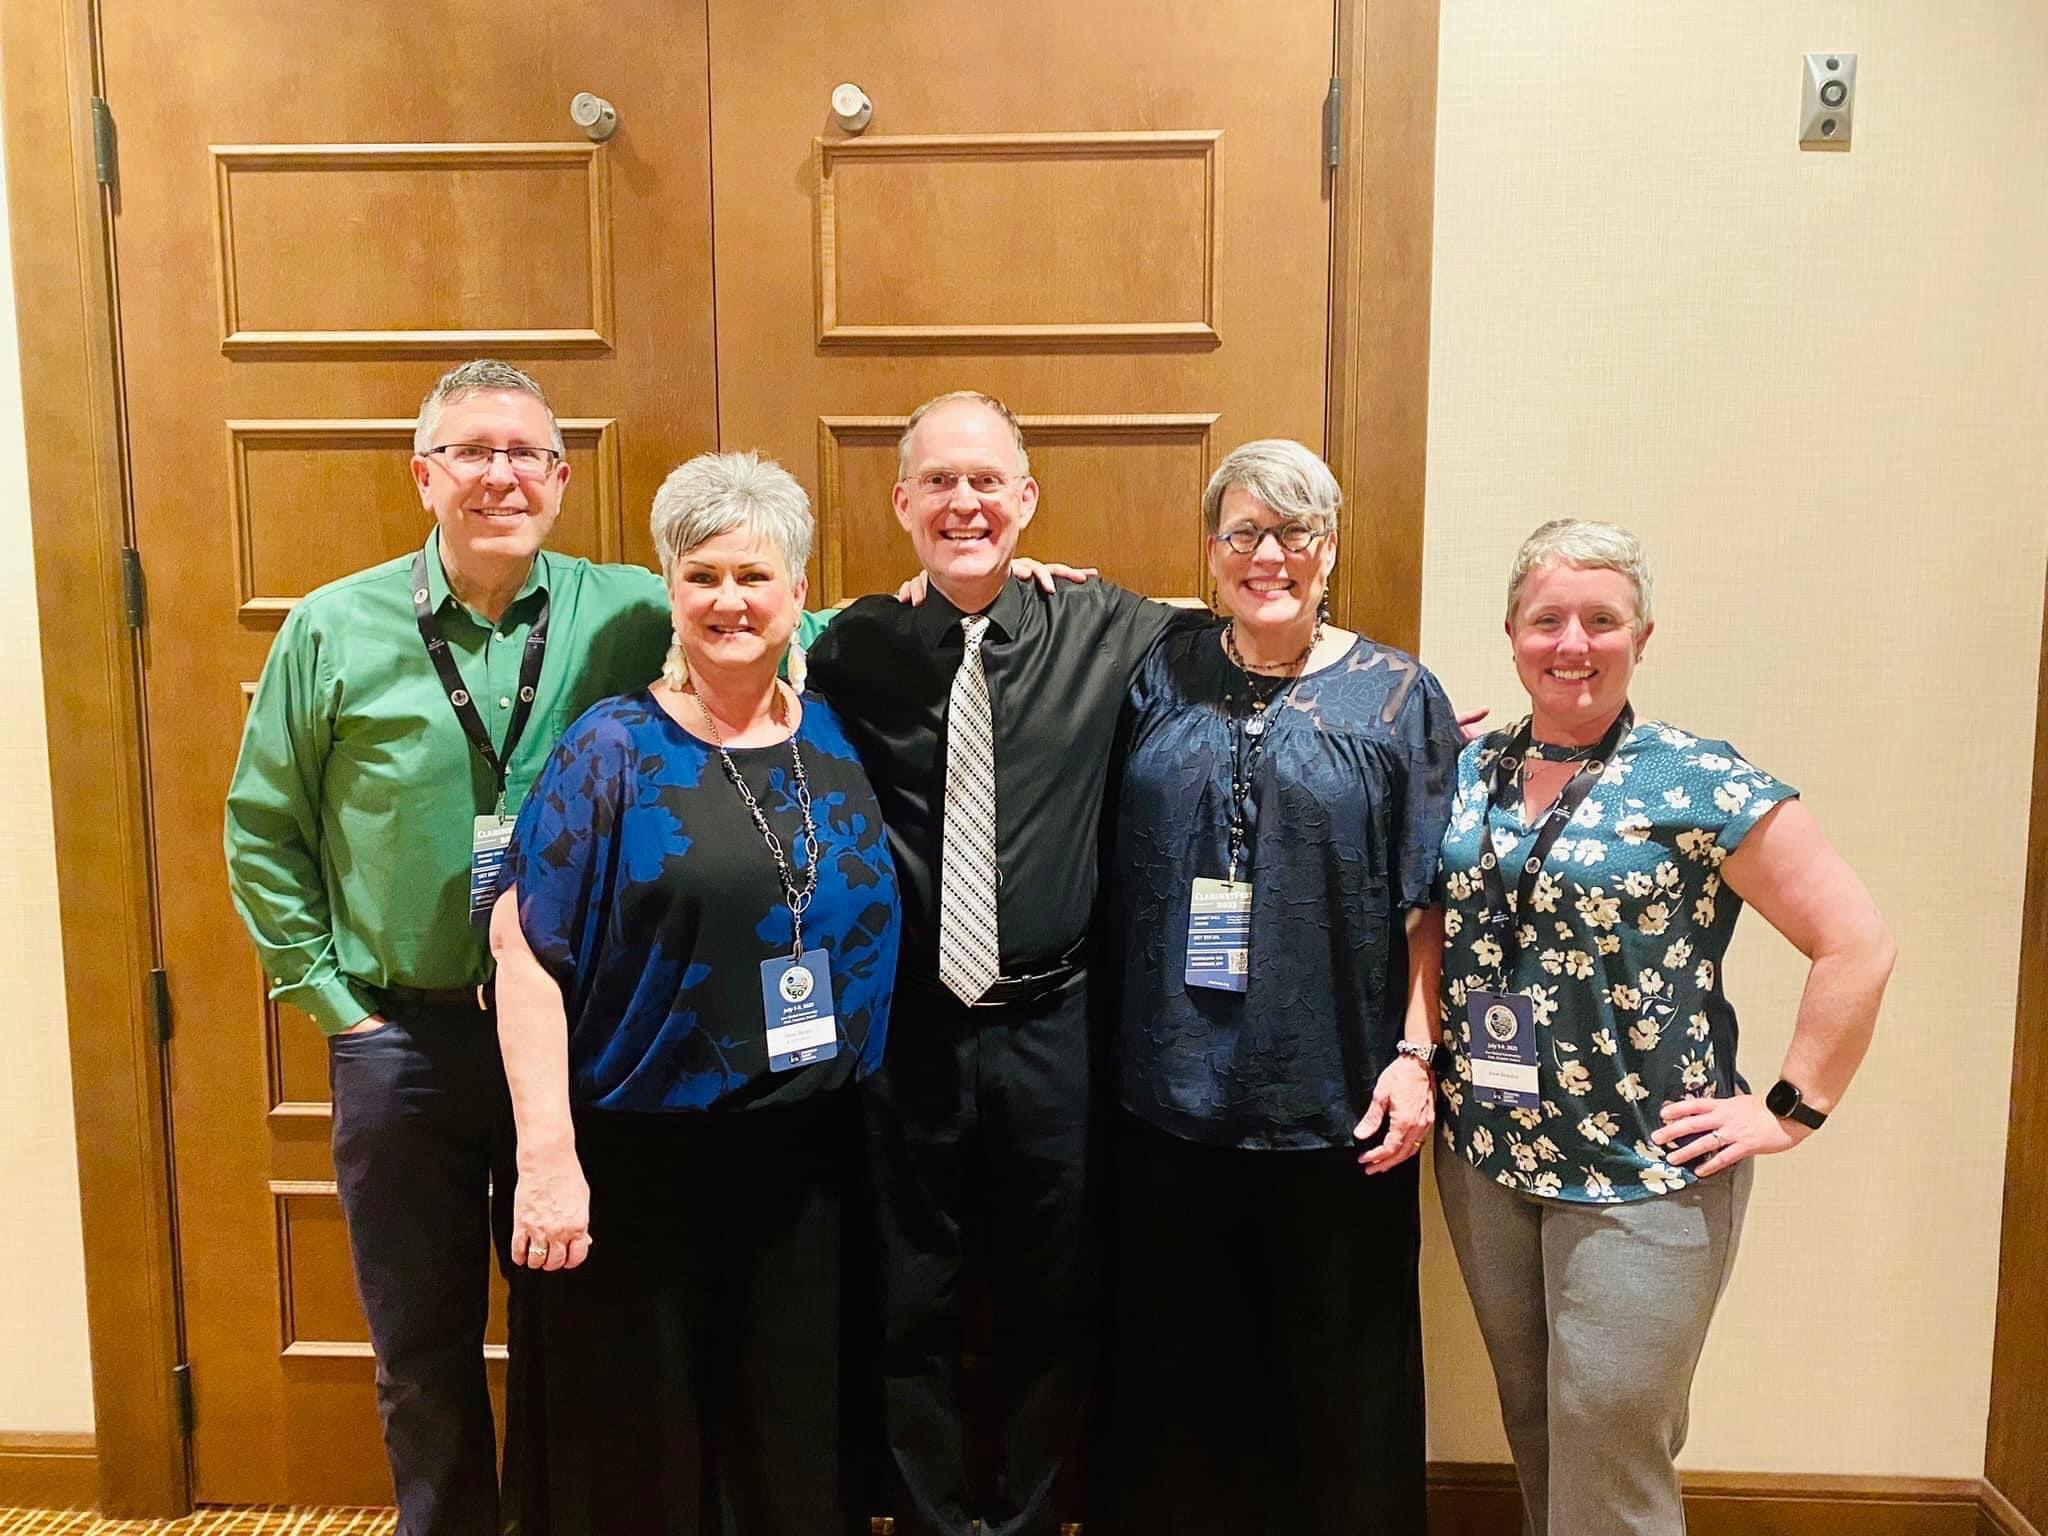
left=690, top=683, right=819, bottom=954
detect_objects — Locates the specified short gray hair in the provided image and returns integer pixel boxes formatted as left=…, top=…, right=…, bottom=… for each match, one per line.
left=1200, top=439, right=1343, bottom=537
left=650, top=451, right=814, bottom=583
left=1505, top=519, right=1655, bottom=631
left=896, top=390, right=1030, bottom=480
left=413, top=359, right=564, bottom=454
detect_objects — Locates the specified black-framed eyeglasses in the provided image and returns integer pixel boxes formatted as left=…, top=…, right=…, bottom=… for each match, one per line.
left=1214, top=520, right=1328, bottom=555
left=422, top=443, right=563, bottom=476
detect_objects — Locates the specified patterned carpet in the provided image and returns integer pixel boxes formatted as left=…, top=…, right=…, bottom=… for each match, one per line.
left=0, top=1512, right=395, bottom=1534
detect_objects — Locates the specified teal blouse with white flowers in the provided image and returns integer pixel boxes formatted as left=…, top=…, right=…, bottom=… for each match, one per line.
left=1434, top=720, right=1797, bottom=1203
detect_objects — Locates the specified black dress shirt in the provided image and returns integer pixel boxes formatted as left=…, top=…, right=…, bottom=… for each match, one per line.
left=807, top=578, right=1198, bottom=979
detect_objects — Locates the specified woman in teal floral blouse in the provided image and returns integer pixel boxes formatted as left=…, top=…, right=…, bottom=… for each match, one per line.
left=1433, top=520, right=1894, bottom=1536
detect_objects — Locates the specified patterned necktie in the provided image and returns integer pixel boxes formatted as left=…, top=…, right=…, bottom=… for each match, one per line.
left=939, top=614, right=1001, bottom=1004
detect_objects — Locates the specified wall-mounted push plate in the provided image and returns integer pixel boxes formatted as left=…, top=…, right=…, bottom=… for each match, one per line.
left=1801, top=52, right=1856, bottom=150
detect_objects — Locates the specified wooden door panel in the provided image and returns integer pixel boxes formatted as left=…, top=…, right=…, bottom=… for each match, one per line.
left=819, top=415, right=1219, bottom=600
left=228, top=420, right=624, bottom=621
left=819, top=133, right=1217, bottom=339
left=215, top=145, right=612, bottom=347
left=710, top=0, right=1335, bottom=601
left=106, top=0, right=716, bottom=1503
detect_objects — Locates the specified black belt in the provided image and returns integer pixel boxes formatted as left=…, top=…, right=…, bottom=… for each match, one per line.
left=370, top=982, right=495, bottom=1015
left=902, top=947, right=1086, bottom=1008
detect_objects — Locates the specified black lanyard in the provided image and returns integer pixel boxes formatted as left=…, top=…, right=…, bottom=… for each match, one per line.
left=1476, top=705, right=1635, bottom=981
left=410, top=550, right=551, bottom=814
left=1226, top=673, right=1306, bottom=883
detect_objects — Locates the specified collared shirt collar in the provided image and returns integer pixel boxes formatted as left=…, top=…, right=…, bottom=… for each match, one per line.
left=421, top=528, right=551, bottom=626
left=912, top=571, right=1025, bottom=650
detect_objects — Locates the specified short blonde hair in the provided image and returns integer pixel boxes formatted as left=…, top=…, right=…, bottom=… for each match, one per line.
left=896, top=391, right=1030, bottom=480
left=1505, top=519, right=1654, bottom=632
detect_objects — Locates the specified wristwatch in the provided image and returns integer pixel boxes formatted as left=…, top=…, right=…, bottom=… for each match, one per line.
left=1392, top=1040, right=1458, bottom=1073
left=1766, top=1078, right=1829, bottom=1130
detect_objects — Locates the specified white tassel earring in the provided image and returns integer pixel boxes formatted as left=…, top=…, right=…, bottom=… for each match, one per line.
left=661, top=630, right=689, bottom=692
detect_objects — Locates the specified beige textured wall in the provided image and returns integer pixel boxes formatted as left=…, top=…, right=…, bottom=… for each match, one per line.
left=1418, top=1, right=2048, bottom=1477
left=0, top=85, right=94, bottom=1433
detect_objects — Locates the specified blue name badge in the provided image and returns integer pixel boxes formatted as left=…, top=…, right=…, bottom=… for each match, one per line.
left=761, top=950, right=840, bottom=1072
left=1185, top=877, right=1251, bottom=993
left=1466, top=989, right=1539, bottom=1109
left=470, top=815, right=515, bottom=931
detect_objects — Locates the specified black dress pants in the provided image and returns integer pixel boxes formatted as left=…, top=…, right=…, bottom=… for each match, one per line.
left=865, top=968, right=1099, bottom=1536
left=327, top=998, right=515, bottom=1536
left=1105, top=1113, right=1427, bottom=1536
left=502, top=1098, right=854, bottom=1536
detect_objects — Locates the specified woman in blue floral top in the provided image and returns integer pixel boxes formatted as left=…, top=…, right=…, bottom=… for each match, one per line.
left=1434, top=520, right=1894, bottom=1536
left=489, top=452, right=899, bottom=1536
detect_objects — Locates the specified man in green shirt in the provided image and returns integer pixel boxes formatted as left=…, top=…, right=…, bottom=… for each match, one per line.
left=224, top=359, right=680, bottom=1535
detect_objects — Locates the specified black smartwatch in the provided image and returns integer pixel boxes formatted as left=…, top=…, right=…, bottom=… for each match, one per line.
left=1766, top=1078, right=1828, bottom=1130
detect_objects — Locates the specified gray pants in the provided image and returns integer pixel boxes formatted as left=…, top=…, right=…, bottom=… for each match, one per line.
left=1434, top=1149, right=1753, bottom=1536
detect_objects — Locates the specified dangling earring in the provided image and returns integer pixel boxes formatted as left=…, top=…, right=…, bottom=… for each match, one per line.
left=661, top=630, right=688, bottom=692
left=1317, top=592, right=1331, bottom=629
left=786, top=635, right=808, bottom=695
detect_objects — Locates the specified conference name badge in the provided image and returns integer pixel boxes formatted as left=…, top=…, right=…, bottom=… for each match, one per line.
left=469, top=815, right=515, bottom=930
left=1185, top=877, right=1252, bottom=993
left=761, top=949, right=840, bottom=1072
left=1466, top=989, right=1539, bottom=1109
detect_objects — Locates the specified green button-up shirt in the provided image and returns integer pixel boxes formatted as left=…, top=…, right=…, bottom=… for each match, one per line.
left=224, top=532, right=675, bottom=1032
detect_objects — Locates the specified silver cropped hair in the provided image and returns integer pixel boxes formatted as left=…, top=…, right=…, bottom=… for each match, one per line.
left=1505, top=519, right=1655, bottom=632
left=1200, top=439, right=1343, bottom=536
left=649, top=451, right=815, bottom=585
left=413, top=359, right=564, bottom=454
left=896, top=390, right=1030, bottom=480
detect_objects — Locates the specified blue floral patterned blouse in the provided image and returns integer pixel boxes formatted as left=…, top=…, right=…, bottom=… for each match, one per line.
left=504, top=690, right=900, bottom=1114
left=1435, top=720, right=1797, bottom=1202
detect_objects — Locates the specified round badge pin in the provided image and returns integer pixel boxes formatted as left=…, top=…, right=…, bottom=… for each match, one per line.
left=779, top=965, right=815, bottom=1005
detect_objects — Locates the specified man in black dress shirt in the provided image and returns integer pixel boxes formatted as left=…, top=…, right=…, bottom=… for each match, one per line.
left=807, top=392, right=1195, bottom=1536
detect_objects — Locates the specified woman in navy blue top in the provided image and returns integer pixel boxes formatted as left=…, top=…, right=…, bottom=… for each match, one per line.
left=1106, top=441, right=1461, bottom=1536
left=490, top=451, right=898, bottom=1536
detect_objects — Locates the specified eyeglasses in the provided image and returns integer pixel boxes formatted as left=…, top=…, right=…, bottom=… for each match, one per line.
left=906, top=469, right=1015, bottom=499
left=1214, top=521, right=1329, bottom=555
left=422, top=443, right=563, bottom=477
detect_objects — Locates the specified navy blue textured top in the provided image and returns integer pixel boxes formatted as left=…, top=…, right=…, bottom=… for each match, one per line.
left=1113, top=624, right=1462, bottom=1149
left=505, top=689, right=900, bottom=1114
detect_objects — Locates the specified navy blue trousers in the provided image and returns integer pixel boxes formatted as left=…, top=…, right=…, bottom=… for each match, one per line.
left=327, top=998, right=514, bottom=1536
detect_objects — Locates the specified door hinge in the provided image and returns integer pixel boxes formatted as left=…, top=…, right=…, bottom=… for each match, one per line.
left=90, top=96, right=117, bottom=188
left=121, top=546, right=145, bottom=628
left=172, top=1361, right=194, bottom=1437
left=149, top=966, right=171, bottom=1044
left=1323, top=77, right=1343, bottom=169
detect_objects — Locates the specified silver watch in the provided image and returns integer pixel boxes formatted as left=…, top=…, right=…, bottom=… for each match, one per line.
left=1393, top=1040, right=1436, bottom=1071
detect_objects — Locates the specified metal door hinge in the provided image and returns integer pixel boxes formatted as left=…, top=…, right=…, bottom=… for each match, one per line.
left=121, top=546, right=145, bottom=628
left=90, top=96, right=117, bottom=188
left=149, top=966, right=171, bottom=1043
left=1323, top=77, right=1343, bottom=169
left=172, top=1361, right=194, bottom=1436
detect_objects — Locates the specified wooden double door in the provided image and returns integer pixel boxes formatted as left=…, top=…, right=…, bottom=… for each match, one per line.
left=104, top=0, right=1349, bottom=1504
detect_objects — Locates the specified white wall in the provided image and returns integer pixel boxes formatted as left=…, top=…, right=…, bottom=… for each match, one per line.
left=0, top=71, right=95, bottom=1433
left=1419, top=1, right=2048, bottom=1477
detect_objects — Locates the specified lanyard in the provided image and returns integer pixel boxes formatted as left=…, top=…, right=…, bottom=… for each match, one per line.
left=1476, top=705, right=1635, bottom=981
left=1225, top=673, right=1309, bottom=884
left=410, top=550, right=550, bottom=816
left=691, top=685, right=819, bottom=962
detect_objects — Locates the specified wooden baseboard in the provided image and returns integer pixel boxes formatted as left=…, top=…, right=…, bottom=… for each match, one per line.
left=1427, top=1462, right=1986, bottom=1536
left=1981, top=1479, right=2044, bottom=1536
left=0, top=1432, right=97, bottom=1511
